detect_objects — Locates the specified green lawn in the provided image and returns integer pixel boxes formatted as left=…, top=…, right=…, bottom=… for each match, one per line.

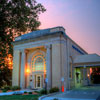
left=0, top=94, right=41, bottom=100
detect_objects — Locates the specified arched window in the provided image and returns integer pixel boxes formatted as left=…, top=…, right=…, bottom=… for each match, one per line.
left=35, top=57, right=44, bottom=71
left=32, top=54, right=46, bottom=72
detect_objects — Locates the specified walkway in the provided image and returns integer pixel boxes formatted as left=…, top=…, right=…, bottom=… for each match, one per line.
left=0, top=89, right=34, bottom=96
left=42, top=86, right=100, bottom=100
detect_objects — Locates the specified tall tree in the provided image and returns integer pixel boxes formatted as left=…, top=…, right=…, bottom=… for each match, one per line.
left=0, top=0, right=46, bottom=87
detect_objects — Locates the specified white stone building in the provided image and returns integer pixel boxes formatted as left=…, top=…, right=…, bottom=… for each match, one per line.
left=12, top=26, right=100, bottom=90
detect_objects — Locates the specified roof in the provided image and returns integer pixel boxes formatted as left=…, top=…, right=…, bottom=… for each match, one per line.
left=15, top=26, right=65, bottom=42
left=13, top=26, right=87, bottom=54
left=74, top=54, right=100, bottom=64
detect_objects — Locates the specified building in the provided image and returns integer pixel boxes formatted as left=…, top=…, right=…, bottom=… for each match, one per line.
left=12, top=26, right=100, bottom=90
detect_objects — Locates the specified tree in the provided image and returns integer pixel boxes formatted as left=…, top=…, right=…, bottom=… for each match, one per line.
left=0, top=0, right=46, bottom=87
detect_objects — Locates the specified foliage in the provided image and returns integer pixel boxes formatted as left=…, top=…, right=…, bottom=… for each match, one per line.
left=2, top=89, right=8, bottom=92
left=28, top=92, right=32, bottom=94
left=11, top=86, right=20, bottom=91
left=40, top=89, right=47, bottom=94
left=4, top=86, right=11, bottom=90
left=0, top=67, right=12, bottom=87
left=24, top=91, right=27, bottom=93
left=34, top=90, right=40, bottom=94
left=91, top=68, right=100, bottom=84
left=0, top=0, right=46, bottom=87
left=49, top=87, right=59, bottom=93
left=53, top=98, right=59, bottom=100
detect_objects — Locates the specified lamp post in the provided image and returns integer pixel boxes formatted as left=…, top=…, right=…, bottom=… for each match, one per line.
left=45, top=78, right=48, bottom=94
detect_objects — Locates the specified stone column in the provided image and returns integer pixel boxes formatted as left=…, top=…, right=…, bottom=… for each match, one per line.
left=45, top=45, right=51, bottom=90
left=12, top=50, right=20, bottom=86
left=20, top=49, right=26, bottom=89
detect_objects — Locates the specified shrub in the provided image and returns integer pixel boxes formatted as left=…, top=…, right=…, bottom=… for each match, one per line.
left=53, top=98, right=59, bottom=100
left=28, top=92, right=32, bottom=94
left=4, top=86, right=11, bottom=90
left=11, top=86, right=20, bottom=91
left=1, top=87, right=4, bottom=90
left=49, top=87, right=59, bottom=93
left=2, top=89, right=8, bottom=92
left=24, top=91, right=27, bottom=93
left=34, top=91, right=40, bottom=94
left=40, top=89, right=47, bottom=94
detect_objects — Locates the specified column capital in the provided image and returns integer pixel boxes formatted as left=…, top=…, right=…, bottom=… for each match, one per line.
left=19, top=49, right=29, bottom=54
left=45, top=44, right=51, bottom=49
left=25, top=50, right=29, bottom=54
left=19, top=49, right=24, bottom=53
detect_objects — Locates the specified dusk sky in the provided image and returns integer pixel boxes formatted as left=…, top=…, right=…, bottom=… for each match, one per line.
left=37, top=0, right=100, bottom=55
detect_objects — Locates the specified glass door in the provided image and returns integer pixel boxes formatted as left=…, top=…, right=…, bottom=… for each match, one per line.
left=36, top=75, right=41, bottom=88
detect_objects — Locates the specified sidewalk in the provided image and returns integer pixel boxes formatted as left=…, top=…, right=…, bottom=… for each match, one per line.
left=0, top=89, right=34, bottom=96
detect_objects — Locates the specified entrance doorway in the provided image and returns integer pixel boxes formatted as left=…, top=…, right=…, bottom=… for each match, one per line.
left=31, top=53, right=46, bottom=89
left=36, top=75, right=42, bottom=88
left=75, top=68, right=81, bottom=87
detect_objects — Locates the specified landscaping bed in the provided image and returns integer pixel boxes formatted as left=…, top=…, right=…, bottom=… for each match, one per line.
left=0, top=86, right=60, bottom=100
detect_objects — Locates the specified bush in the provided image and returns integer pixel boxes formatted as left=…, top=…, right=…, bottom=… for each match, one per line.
left=40, top=89, right=47, bottom=94
left=1, top=87, right=4, bottom=90
left=11, top=86, right=20, bottom=91
left=2, top=89, right=8, bottom=92
left=53, top=98, right=59, bottom=100
left=28, top=92, right=32, bottom=94
left=49, top=87, right=59, bottom=93
left=24, top=91, right=27, bottom=93
left=34, top=91, right=40, bottom=94
left=4, top=86, right=11, bottom=90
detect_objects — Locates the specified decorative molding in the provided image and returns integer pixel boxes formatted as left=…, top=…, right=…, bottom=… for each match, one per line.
left=14, top=37, right=67, bottom=50
left=50, top=27, right=65, bottom=33
left=44, top=44, right=51, bottom=49
left=28, top=50, right=46, bottom=73
left=14, top=37, right=66, bottom=50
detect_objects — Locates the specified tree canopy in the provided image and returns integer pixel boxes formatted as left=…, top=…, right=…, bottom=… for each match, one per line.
left=0, top=0, right=46, bottom=87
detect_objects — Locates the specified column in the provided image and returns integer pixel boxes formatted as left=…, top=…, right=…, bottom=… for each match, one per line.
left=12, top=50, right=20, bottom=86
left=20, top=49, right=26, bottom=89
left=45, top=45, right=51, bottom=90
left=83, top=65, right=86, bottom=85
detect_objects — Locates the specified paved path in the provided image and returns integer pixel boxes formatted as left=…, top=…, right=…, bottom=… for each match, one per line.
left=0, top=89, right=35, bottom=96
left=42, top=86, right=100, bottom=100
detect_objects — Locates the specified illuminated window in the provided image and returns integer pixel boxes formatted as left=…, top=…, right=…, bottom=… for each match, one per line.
left=35, top=57, right=44, bottom=71
left=32, top=54, right=46, bottom=72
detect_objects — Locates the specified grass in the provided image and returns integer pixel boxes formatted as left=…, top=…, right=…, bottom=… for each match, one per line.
left=0, top=94, right=41, bottom=100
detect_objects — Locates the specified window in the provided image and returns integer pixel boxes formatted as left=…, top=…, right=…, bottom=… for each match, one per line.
left=35, top=57, right=44, bottom=71
left=32, top=54, right=46, bottom=72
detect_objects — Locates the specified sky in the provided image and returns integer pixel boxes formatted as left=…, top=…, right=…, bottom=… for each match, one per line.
left=37, top=0, right=100, bottom=55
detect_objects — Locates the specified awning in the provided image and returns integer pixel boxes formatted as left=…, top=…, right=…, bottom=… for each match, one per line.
left=74, top=54, right=100, bottom=68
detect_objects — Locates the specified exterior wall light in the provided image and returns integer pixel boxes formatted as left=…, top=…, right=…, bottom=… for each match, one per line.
left=26, top=68, right=30, bottom=74
left=87, top=74, right=90, bottom=77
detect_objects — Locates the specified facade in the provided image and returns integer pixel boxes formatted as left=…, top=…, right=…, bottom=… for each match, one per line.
left=12, top=26, right=100, bottom=90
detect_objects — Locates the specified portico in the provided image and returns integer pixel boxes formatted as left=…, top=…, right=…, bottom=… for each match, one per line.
left=74, top=54, right=100, bottom=87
